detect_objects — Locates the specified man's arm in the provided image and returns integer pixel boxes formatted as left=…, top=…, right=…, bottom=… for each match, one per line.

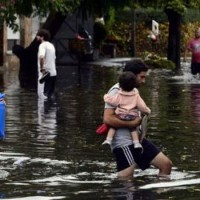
left=104, top=93, right=119, bottom=106
left=103, top=108, right=141, bottom=129
left=184, top=47, right=189, bottom=62
left=184, top=42, right=191, bottom=62
left=38, top=44, right=46, bottom=73
left=39, top=57, right=45, bottom=73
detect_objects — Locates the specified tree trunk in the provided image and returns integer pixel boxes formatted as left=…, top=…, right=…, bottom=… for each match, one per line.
left=131, top=9, right=136, bottom=57
left=165, top=8, right=182, bottom=74
left=13, top=12, right=66, bottom=89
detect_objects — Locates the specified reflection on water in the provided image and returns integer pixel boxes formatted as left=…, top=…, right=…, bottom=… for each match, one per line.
left=191, top=84, right=200, bottom=124
left=37, top=99, right=57, bottom=145
left=0, top=63, right=200, bottom=199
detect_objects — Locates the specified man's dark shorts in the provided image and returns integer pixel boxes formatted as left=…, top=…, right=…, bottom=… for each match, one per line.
left=191, top=62, right=200, bottom=75
left=113, top=138, right=160, bottom=171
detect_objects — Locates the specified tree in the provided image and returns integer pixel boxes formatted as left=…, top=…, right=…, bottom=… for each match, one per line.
left=0, top=0, right=80, bottom=31
left=12, top=12, right=67, bottom=88
left=1, top=0, right=131, bottom=88
left=3, top=0, right=197, bottom=87
left=1, top=0, right=81, bottom=88
left=131, top=0, right=200, bottom=73
left=85, top=0, right=199, bottom=73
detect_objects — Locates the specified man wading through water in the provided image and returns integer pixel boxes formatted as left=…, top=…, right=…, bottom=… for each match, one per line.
left=37, top=29, right=57, bottom=99
left=103, top=59, right=172, bottom=179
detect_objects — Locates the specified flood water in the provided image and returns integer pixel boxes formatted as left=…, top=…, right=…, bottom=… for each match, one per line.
left=0, top=61, right=200, bottom=199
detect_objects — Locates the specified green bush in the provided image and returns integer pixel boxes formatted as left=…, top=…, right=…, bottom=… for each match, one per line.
left=145, top=58, right=176, bottom=70
left=104, top=8, right=200, bottom=58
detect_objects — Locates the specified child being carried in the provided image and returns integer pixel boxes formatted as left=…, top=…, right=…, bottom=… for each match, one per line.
left=103, top=71, right=151, bottom=150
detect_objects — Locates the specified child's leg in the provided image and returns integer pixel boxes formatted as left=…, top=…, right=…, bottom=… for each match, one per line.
left=131, top=131, right=143, bottom=149
left=106, top=128, right=115, bottom=141
left=102, top=128, right=115, bottom=145
left=131, top=131, right=140, bottom=141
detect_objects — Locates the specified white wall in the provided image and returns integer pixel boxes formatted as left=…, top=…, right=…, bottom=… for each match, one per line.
left=32, top=16, right=47, bottom=39
left=7, top=18, right=20, bottom=40
left=7, top=15, right=47, bottom=40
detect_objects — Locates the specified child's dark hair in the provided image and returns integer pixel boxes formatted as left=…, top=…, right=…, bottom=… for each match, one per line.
left=119, top=71, right=137, bottom=92
left=37, top=29, right=51, bottom=41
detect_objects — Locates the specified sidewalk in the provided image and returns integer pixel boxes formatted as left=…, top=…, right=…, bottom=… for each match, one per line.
left=85, top=57, right=137, bottom=67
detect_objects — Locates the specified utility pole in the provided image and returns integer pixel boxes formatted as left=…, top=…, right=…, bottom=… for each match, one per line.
left=131, top=8, right=136, bottom=57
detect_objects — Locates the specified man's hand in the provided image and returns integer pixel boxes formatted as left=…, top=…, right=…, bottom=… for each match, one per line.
left=127, top=117, right=142, bottom=129
left=40, top=68, right=46, bottom=74
left=103, top=108, right=142, bottom=129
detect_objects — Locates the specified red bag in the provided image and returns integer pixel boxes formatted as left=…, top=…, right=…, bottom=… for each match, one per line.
left=96, top=123, right=109, bottom=135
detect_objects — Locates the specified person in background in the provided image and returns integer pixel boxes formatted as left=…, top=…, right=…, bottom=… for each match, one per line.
left=36, top=29, right=57, bottom=99
left=103, top=59, right=172, bottom=179
left=184, top=28, right=200, bottom=78
left=0, top=93, right=6, bottom=140
left=103, top=71, right=151, bottom=153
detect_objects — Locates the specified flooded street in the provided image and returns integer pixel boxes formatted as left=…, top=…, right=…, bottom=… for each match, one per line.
left=0, top=61, right=200, bottom=199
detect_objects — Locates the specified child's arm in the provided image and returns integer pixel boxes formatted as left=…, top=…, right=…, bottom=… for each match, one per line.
left=104, top=93, right=119, bottom=107
left=103, top=108, right=141, bottom=129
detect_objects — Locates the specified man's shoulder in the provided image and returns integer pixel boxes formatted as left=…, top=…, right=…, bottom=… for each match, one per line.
left=104, top=83, right=120, bottom=108
left=47, top=42, right=55, bottom=51
left=39, top=42, right=46, bottom=49
left=108, top=83, right=120, bottom=93
left=41, top=41, right=53, bottom=47
left=190, top=38, right=200, bottom=44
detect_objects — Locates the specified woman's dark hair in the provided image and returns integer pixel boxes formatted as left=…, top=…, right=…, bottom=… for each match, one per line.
left=37, top=29, right=51, bottom=41
left=119, top=71, right=137, bottom=92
